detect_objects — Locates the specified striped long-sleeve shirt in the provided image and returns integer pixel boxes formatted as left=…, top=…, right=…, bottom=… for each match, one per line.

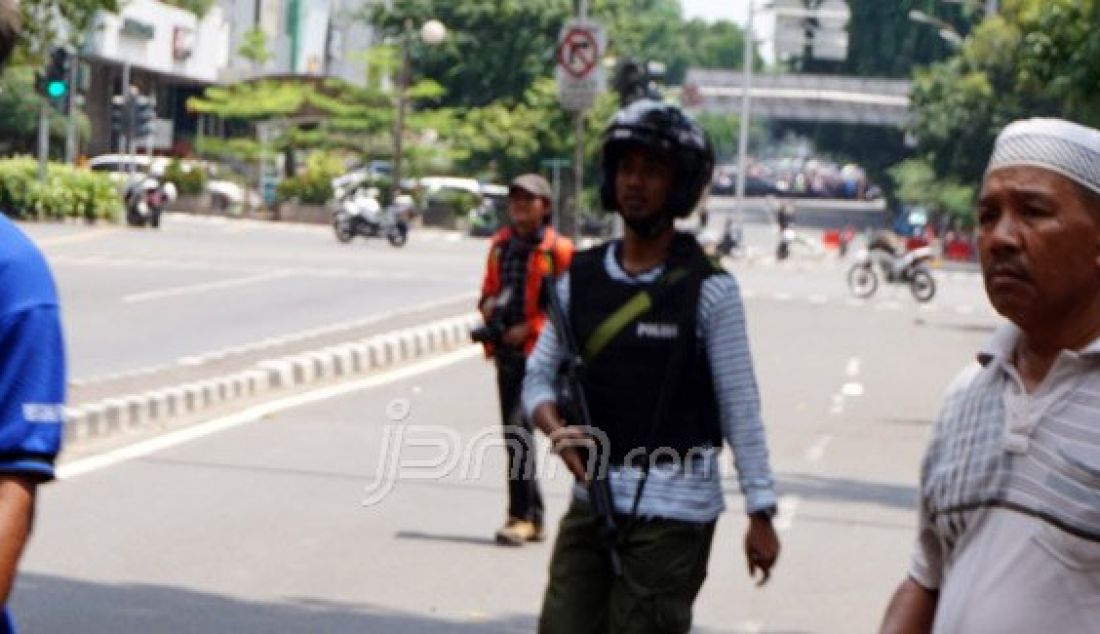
left=522, top=242, right=777, bottom=521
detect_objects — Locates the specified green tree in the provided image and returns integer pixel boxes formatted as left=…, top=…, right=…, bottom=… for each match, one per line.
left=16, top=0, right=121, bottom=63
left=0, top=66, right=88, bottom=156
left=908, top=0, right=1097, bottom=187
left=888, top=158, right=975, bottom=223
left=827, top=0, right=974, bottom=77
left=368, top=0, right=572, bottom=108
left=237, top=27, right=271, bottom=69
left=680, top=20, right=750, bottom=73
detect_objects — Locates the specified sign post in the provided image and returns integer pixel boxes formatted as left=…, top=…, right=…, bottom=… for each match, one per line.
left=556, top=3, right=604, bottom=240
left=540, top=157, right=571, bottom=231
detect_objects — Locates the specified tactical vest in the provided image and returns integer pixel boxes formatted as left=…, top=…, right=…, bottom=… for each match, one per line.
left=568, top=233, right=724, bottom=466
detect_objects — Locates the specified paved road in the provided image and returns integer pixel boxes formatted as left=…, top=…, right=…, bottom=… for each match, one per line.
left=13, top=265, right=1003, bottom=632
left=22, top=213, right=985, bottom=389
left=21, top=215, right=486, bottom=382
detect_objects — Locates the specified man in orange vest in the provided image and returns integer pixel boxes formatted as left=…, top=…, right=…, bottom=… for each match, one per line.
left=477, top=173, right=573, bottom=545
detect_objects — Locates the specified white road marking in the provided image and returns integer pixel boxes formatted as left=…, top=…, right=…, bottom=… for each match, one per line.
left=841, top=382, right=864, bottom=397
left=804, top=435, right=833, bottom=463
left=169, top=292, right=476, bottom=367
left=808, top=293, right=828, bottom=304
left=956, top=305, right=975, bottom=315
left=57, top=346, right=482, bottom=479
left=845, top=356, right=860, bottom=377
left=123, top=270, right=292, bottom=304
left=772, top=291, right=794, bottom=301
left=774, top=495, right=800, bottom=532
left=738, top=621, right=764, bottom=634
left=874, top=300, right=902, bottom=311
left=35, top=228, right=120, bottom=247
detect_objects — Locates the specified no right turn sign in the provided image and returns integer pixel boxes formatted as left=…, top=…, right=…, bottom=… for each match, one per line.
left=555, top=19, right=606, bottom=112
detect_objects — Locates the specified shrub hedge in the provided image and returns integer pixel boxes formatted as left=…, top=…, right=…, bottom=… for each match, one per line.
left=0, top=158, right=122, bottom=222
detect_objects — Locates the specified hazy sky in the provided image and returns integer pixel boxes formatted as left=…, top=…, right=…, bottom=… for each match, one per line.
left=680, top=0, right=751, bottom=24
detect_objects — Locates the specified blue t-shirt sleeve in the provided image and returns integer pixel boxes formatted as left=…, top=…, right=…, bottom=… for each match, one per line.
left=0, top=306, right=65, bottom=480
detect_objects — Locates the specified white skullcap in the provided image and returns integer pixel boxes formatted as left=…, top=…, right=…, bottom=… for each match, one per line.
left=986, top=118, right=1100, bottom=196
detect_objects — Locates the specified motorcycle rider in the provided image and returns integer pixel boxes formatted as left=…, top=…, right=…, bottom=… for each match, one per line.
left=524, top=100, right=780, bottom=632
left=477, top=174, right=574, bottom=546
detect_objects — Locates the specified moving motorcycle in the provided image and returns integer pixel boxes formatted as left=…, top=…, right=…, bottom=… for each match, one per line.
left=847, top=242, right=936, bottom=302
left=332, top=187, right=410, bottom=247
left=716, top=219, right=742, bottom=258
left=124, top=176, right=176, bottom=228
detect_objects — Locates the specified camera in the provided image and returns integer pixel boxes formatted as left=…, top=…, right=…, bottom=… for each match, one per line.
left=471, top=289, right=512, bottom=346
left=470, top=318, right=506, bottom=346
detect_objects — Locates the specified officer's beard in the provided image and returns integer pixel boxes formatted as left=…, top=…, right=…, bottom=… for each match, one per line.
left=621, top=210, right=673, bottom=239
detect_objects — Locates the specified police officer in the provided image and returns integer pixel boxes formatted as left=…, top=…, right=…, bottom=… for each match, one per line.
left=524, top=100, right=780, bottom=632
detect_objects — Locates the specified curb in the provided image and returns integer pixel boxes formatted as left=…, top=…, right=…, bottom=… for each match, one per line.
left=64, top=313, right=482, bottom=446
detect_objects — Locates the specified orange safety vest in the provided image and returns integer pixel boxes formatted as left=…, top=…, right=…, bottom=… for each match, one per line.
left=479, top=226, right=574, bottom=356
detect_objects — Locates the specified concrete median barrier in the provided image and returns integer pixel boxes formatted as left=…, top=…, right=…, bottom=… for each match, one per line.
left=63, top=313, right=482, bottom=446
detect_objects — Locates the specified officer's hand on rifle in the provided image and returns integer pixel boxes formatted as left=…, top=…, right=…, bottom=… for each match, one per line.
left=533, top=403, right=591, bottom=482
left=745, top=513, right=780, bottom=587
left=549, top=425, right=593, bottom=483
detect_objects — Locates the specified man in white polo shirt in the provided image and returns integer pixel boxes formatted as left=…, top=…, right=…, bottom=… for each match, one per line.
left=880, top=118, right=1100, bottom=632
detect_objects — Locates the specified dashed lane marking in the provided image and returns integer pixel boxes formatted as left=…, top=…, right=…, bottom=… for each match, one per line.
left=122, top=270, right=292, bottom=304
left=35, top=228, right=120, bottom=247
left=845, top=357, right=861, bottom=378
left=830, top=394, right=844, bottom=415
left=804, top=435, right=834, bottom=463
left=774, top=495, right=800, bottom=532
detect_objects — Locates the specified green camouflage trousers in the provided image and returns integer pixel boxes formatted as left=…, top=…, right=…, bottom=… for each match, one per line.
left=538, top=499, right=717, bottom=634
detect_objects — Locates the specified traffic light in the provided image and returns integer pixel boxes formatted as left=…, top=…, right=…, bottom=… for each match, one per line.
left=110, top=95, right=128, bottom=137
left=133, top=95, right=156, bottom=139
left=37, top=47, right=72, bottom=114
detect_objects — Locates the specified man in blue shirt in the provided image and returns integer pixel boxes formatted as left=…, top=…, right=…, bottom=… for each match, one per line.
left=0, top=216, right=66, bottom=634
left=0, top=4, right=67, bottom=630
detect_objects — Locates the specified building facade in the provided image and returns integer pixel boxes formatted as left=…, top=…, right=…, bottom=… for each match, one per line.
left=81, top=0, right=377, bottom=158
left=82, top=0, right=231, bottom=156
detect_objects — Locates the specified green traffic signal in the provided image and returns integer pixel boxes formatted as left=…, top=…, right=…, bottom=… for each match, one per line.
left=46, top=80, right=67, bottom=99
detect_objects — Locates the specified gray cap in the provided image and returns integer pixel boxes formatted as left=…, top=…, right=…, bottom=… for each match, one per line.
left=509, top=173, right=552, bottom=201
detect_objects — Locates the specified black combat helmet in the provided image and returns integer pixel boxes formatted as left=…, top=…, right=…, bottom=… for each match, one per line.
left=599, top=99, right=715, bottom=219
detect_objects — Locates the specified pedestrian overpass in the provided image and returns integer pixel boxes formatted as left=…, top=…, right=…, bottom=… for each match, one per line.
left=682, top=69, right=912, bottom=127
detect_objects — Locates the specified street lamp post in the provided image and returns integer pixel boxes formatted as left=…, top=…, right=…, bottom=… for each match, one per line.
left=908, top=9, right=963, bottom=48
left=733, top=0, right=756, bottom=237
left=390, top=18, right=446, bottom=205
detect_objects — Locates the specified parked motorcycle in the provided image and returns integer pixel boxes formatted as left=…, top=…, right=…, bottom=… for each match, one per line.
left=332, top=187, right=409, bottom=247
left=124, top=176, right=176, bottom=228
left=847, top=244, right=936, bottom=302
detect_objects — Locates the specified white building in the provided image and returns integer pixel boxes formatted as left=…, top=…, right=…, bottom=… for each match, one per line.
left=81, top=0, right=377, bottom=157
left=82, top=0, right=231, bottom=155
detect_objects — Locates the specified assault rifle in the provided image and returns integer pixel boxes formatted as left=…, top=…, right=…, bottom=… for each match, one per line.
left=541, top=275, right=623, bottom=576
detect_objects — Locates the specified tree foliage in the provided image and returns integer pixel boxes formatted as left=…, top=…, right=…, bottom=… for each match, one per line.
left=368, top=0, right=753, bottom=108
left=909, top=0, right=1100, bottom=186
left=888, top=158, right=975, bottom=222
left=237, top=27, right=271, bottom=67
left=819, top=0, right=974, bottom=77
left=17, top=0, right=121, bottom=62
left=0, top=66, right=88, bottom=156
